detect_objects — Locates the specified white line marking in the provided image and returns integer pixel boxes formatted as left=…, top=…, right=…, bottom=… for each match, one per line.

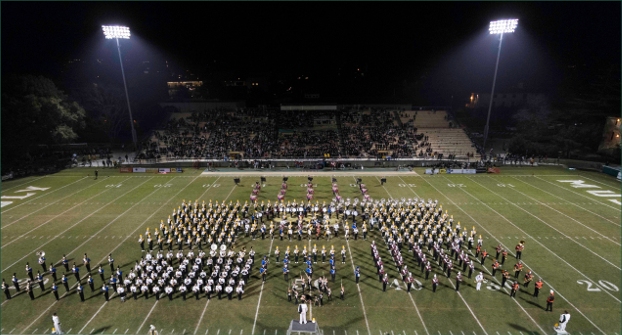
left=183, top=329, right=187, bottom=335
left=90, top=329, right=95, bottom=334
left=418, top=175, right=609, bottom=333
left=67, top=329, right=72, bottom=334
left=78, top=293, right=116, bottom=334
left=501, top=177, right=621, bottom=244
left=125, top=329, right=129, bottom=334
left=466, top=177, right=620, bottom=271
left=513, top=177, right=620, bottom=226
left=44, top=329, right=49, bottom=334
left=1, top=177, right=116, bottom=229
left=136, top=300, right=159, bottom=334
left=2, top=177, right=89, bottom=213
left=533, top=176, right=620, bottom=213
left=31, top=329, right=38, bottom=334
left=113, top=329, right=118, bottom=334
left=252, top=238, right=274, bottom=335
left=1, top=176, right=46, bottom=194
left=1, top=177, right=155, bottom=273
left=194, top=299, right=210, bottom=335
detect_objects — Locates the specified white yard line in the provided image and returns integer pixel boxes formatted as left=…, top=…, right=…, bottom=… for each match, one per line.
left=23, top=175, right=198, bottom=334
left=194, top=300, right=211, bottom=335
left=2, top=177, right=88, bottom=213
left=533, top=176, right=620, bottom=213
left=252, top=238, right=274, bottom=335
left=1, top=177, right=155, bottom=274
left=77, top=293, right=117, bottom=334
left=136, top=300, right=159, bottom=335
left=1, top=176, right=47, bottom=193
left=344, top=238, right=372, bottom=335
left=510, top=176, right=620, bottom=227
left=1, top=177, right=116, bottom=229
left=415, top=175, right=609, bottom=334
left=2, top=189, right=111, bottom=249
left=399, top=176, right=544, bottom=333
left=494, top=177, right=620, bottom=245
left=464, top=177, right=621, bottom=270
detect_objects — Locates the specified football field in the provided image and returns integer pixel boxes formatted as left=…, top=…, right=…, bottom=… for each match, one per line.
left=1, top=166, right=620, bottom=335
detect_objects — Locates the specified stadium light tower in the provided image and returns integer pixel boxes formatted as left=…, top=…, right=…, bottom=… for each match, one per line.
left=102, top=25, right=138, bottom=150
left=483, top=19, right=518, bottom=152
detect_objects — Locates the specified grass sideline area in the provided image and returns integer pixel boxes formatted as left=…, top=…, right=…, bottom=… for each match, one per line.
left=0, top=166, right=620, bottom=335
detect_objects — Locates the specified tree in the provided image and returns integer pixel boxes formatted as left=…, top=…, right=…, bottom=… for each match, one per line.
left=2, top=75, right=86, bottom=147
left=71, top=82, right=129, bottom=141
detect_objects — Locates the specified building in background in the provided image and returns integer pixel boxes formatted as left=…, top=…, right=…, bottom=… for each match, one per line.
left=598, top=116, right=621, bottom=156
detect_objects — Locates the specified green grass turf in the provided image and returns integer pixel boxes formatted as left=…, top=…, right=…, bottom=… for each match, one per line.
left=0, top=166, right=620, bottom=335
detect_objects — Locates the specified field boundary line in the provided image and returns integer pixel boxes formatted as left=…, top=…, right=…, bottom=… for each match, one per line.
left=415, top=175, right=608, bottom=334
left=491, top=177, right=620, bottom=245
left=0, top=176, right=46, bottom=193
left=508, top=176, right=620, bottom=227
left=463, top=176, right=621, bottom=270
left=1, top=176, right=118, bottom=229
left=0, top=177, right=155, bottom=274
left=2, top=177, right=88, bottom=213
left=533, top=176, right=620, bottom=213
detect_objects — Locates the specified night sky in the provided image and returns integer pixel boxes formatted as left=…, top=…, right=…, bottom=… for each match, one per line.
left=2, top=2, right=620, bottom=102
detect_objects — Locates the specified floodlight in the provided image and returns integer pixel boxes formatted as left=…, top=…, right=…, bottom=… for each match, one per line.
left=489, top=19, right=518, bottom=35
left=483, top=19, right=518, bottom=152
left=102, top=25, right=131, bottom=39
left=102, top=25, right=137, bottom=149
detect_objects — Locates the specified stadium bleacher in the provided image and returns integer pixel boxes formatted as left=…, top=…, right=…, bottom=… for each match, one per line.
left=137, top=108, right=478, bottom=160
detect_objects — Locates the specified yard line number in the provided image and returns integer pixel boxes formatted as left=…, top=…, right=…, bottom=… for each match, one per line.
left=577, top=279, right=619, bottom=292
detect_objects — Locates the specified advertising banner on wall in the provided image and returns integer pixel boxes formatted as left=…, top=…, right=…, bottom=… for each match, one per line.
left=120, top=167, right=133, bottom=173
left=133, top=168, right=146, bottom=173
left=158, top=168, right=171, bottom=173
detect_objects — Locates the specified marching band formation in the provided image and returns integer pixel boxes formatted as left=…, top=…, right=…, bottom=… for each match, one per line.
left=2, top=178, right=555, bottom=318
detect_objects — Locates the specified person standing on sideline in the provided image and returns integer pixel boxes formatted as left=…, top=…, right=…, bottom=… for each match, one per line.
left=298, top=301, right=308, bottom=324
left=52, top=313, right=62, bottom=335
left=94, top=170, right=99, bottom=180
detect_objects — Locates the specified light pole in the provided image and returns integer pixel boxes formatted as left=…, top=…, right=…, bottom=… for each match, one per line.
left=102, top=25, right=138, bottom=151
left=483, top=19, right=518, bottom=153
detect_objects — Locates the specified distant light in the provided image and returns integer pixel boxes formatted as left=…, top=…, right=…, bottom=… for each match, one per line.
left=489, top=19, right=518, bottom=34
left=305, top=77, right=308, bottom=80
left=102, top=25, right=130, bottom=39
